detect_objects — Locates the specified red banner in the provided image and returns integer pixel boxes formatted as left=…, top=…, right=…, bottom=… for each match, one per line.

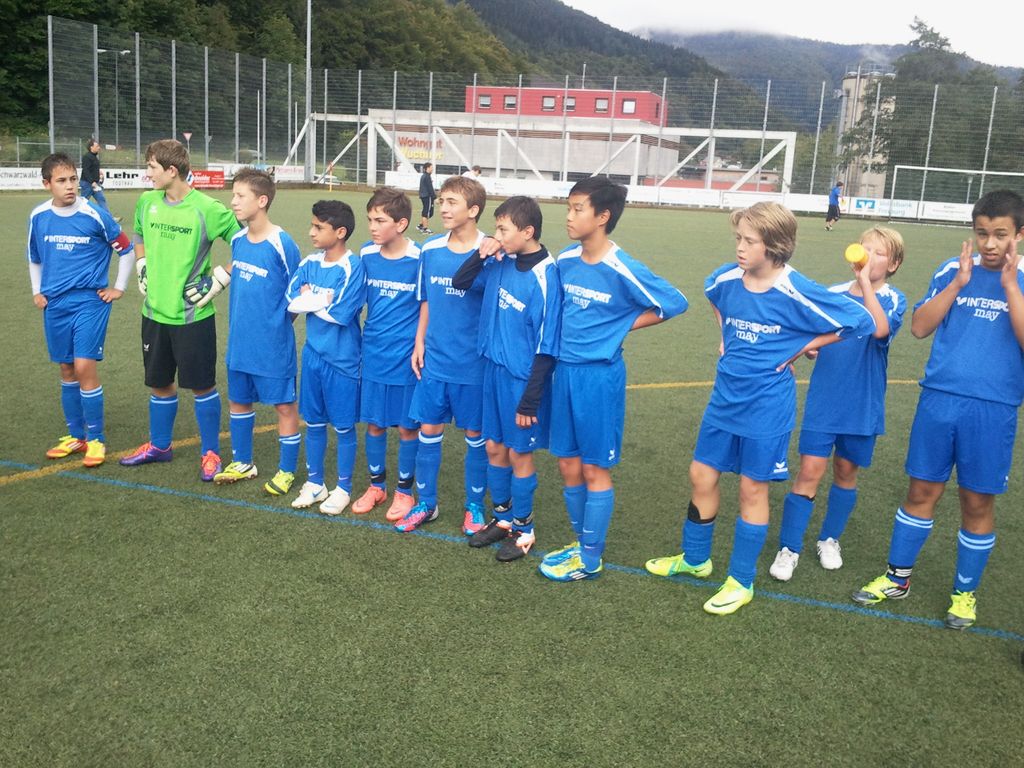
left=191, top=169, right=225, bottom=189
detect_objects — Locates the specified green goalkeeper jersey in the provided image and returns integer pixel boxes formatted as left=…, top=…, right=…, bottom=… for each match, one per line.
left=133, top=188, right=241, bottom=325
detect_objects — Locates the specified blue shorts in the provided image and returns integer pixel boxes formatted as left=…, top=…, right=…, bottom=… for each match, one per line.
left=299, top=346, right=359, bottom=428
left=905, top=388, right=1017, bottom=495
left=360, top=379, right=419, bottom=430
left=694, top=420, right=792, bottom=482
left=549, top=359, right=625, bottom=468
left=409, top=376, right=483, bottom=431
left=227, top=368, right=296, bottom=406
left=798, top=428, right=877, bottom=468
left=43, top=289, right=111, bottom=363
left=482, top=360, right=549, bottom=454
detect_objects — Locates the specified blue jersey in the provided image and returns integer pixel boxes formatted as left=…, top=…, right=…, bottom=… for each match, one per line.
left=916, top=256, right=1024, bottom=406
left=226, top=226, right=301, bottom=379
left=418, top=231, right=487, bottom=385
left=287, top=250, right=366, bottom=378
left=802, top=282, right=906, bottom=436
left=477, top=251, right=562, bottom=380
left=361, top=238, right=422, bottom=385
left=829, top=186, right=842, bottom=206
left=556, top=243, right=688, bottom=365
left=27, top=198, right=131, bottom=296
left=704, top=263, right=876, bottom=439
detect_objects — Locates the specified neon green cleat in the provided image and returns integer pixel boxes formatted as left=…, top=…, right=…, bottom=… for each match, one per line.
left=540, top=540, right=580, bottom=567
left=264, top=470, right=296, bottom=496
left=645, top=552, right=713, bottom=579
left=945, top=590, right=977, bottom=630
left=538, top=552, right=603, bottom=582
left=851, top=573, right=909, bottom=606
left=703, top=576, right=754, bottom=615
left=213, top=461, right=258, bottom=485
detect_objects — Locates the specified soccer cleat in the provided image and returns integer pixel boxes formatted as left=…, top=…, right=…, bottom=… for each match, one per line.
left=352, top=485, right=387, bottom=515
left=816, top=538, right=844, bottom=570
left=769, top=547, right=800, bottom=582
left=945, top=590, right=977, bottom=630
left=468, top=518, right=512, bottom=548
left=541, top=541, right=580, bottom=567
left=119, top=441, right=173, bottom=466
left=291, top=481, right=329, bottom=509
left=214, top=461, right=258, bottom=484
left=385, top=491, right=415, bottom=522
left=645, top=552, right=713, bottom=579
left=539, top=552, right=602, bottom=582
left=46, top=435, right=87, bottom=459
left=463, top=501, right=486, bottom=535
left=200, top=450, right=222, bottom=482
left=851, top=573, right=910, bottom=605
left=394, top=501, right=439, bottom=532
left=496, top=530, right=536, bottom=562
left=82, top=440, right=106, bottom=468
left=703, top=576, right=755, bottom=615
left=320, top=487, right=351, bottom=516
left=264, top=470, right=295, bottom=496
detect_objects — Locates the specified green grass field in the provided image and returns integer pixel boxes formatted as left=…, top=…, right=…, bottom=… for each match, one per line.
left=3, top=187, right=1022, bottom=766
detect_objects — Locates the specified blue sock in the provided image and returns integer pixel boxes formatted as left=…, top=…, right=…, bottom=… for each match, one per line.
left=61, top=381, right=85, bottom=439
left=416, top=432, right=443, bottom=510
left=779, top=492, right=815, bottom=554
left=305, top=423, right=327, bottom=487
left=487, top=463, right=514, bottom=514
left=365, top=430, right=388, bottom=488
left=194, top=390, right=221, bottom=455
left=464, top=436, right=487, bottom=505
left=682, top=517, right=716, bottom=566
left=819, top=485, right=858, bottom=542
left=580, top=488, right=615, bottom=571
left=335, top=426, right=356, bottom=493
left=229, top=410, right=255, bottom=464
left=278, top=432, right=300, bottom=474
left=510, top=473, right=538, bottom=534
left=149, top=394, right=178, bottom=450
left=953, top=529, right=995, bottom=593
left=80, top=386, right=105, bottom=443
left=397, top=437, right=418, bottom=495
left=886, top=507, right=934, bottom=585
left=727, top=518, right=770, bottom=589
left=563, top=484, right=587, bottom=537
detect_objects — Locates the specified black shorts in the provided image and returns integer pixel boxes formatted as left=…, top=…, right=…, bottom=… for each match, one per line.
left=142, top=314, right=217, bottom=390
left=421, top=197, right=434, bottom=218
left=826, top=204, right=841, bottom=221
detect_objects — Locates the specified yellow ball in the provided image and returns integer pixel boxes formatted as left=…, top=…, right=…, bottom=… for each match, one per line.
left=845, top=243, right=868, bottom=265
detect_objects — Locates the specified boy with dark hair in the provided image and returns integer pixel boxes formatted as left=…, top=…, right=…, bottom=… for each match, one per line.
left=120, top=139, right=240, bottom=481
left=826, top=181, right=844, bottom=231
left=286, top=200, right=366, bottom=514
left=28, top=153, right=134, bottom=467
left=80, top=139, right=115, bottom=217
left=417, top=162, right=435, bottom=235
left=852, top=190, right=1024, bottom=630
left=212, top=168, right=303, bottom=495
left=540, top=177, right=688, bottom=582
left=351, top=187, right=422, bottom=520
left=453, top=195, right=562, bottom=561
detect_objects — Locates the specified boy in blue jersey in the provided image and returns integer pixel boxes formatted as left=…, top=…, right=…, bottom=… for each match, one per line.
left=645, top=202, right=876, bottom=613
left=769, top=227, right=905, bottom=581
left=852, top=190, right=1024, bottom=630
left=453, top=196, right=562, bottom=562
left=826, top=181, right=843, bottom=231
left=540, top=177, right=688, bottom=582
left=400, top=176, right=490, bottom=534
left=27, top=153, right=134, bottom=468
left=211, top=169, right=302, bottom=495
left=351, top=187, right=422, bottom=521
left=286, top=200, right=366, bottom=515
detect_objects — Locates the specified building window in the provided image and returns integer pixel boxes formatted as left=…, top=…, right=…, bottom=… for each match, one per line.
left=621, top=98, right=636, bottom=115
left=595, top=98, right=609, bottom=113
left=504, top=94, right=517, bottom=110
left=542, top=95, right=556, bottom=111
left=477, top=94, right=492, bottom=109
left=565, top=97, right=576, bottom=112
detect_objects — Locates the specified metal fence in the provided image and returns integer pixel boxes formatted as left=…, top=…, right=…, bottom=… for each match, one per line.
left=44, top=16, right=1024, bottom=203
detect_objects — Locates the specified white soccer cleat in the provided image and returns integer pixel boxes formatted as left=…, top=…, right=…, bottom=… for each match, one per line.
left=291, top=481, right=328, bottom=509
left=769, top=547, right=800, bottom=582
left=816, top=538, right=844, bottom=570
left=319, top=487, right=351, bottom=516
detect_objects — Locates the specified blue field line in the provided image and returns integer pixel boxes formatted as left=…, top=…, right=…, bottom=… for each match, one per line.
left=4, top=458, right=1023, bottom=644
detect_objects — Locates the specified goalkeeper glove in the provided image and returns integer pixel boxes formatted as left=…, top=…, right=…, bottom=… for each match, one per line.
left=184, top=265, right=231, bottom=308
left=135, top=258, right=147, bottom=295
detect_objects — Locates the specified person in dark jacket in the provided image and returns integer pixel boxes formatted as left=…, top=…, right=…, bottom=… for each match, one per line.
left=417, top=162, right=435, bottom=234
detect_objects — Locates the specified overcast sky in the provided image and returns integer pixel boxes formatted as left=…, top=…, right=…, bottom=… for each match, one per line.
left=561, top=0, right=1024, bottom=69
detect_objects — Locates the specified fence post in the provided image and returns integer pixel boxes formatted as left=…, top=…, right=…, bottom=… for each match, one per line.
left=470, top=72, right=478, bottom=168
left=606, top=75, right=618, bottom=176
left=47, top=16, right=55, bottom=152
left=514, top=73, right=523, bottom=176
left=918, top=84, right=939, bottom=217
left=134, top=32, right=141, bottom=164
left=322, top=68, right=328, bottom=174
left=706, top=78, right=719, bottom=190
left=391, top=71, right=398, bottom=172
left=93, top=25, right=99, bottom=142
left=654, top=76, right=667, bottom=198
left=356, top=69, right=362, bottom=184
left=263, top=57, right=268, bottom=164
left=809, top=81, right=826, bottom=194
left=171, top=40, right=177, bottom=140
left=204, top=46, right=209, bottom=167
left=234, top=53, right=239, bottom=164
left=756, top=79, right=771, bottom=192
left=979, top=86, right=998, bottom=199
left=560, top=75, right=570, bottom=183
left=428, top=71, right=434, bottom=167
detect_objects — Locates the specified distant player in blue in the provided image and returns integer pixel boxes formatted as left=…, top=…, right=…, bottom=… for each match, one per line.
left=27, top=153, right=134, bottom=468
left=826, top=181, right=843, bottom=231
left=401, top=176, right=490, bottom=535
left=453, top=196, right=562, bottom=562
left=645, top=202, right=876, bottom=614
left=286, top=200, right=367, bottom=515
left=350, top=187, right=422, bottom=522
left=769, top=226, right=905, bottom=582
left=539, top=177, right=688, bottom=582
left=210, top=168, right=302, bottom=497
left=853, top=190, right=1024, bottom=630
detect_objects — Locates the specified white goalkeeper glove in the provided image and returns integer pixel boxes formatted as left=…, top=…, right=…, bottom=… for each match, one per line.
left=135, top=258, right=148, bottom=295
left=184, top=265, right=231, bottom=308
